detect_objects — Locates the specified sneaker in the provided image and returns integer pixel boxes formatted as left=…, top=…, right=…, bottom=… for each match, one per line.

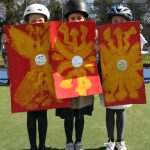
left=75, top=142, right=84, bottom=150
left=116, top=141, right=127, bottom=150
left=66, top=142, right=74, bottom=150
left=104, top=141, right=115, bottom=150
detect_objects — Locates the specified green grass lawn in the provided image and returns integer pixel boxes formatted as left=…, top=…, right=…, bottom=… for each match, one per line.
left=0, top=84, right=150, bottom=150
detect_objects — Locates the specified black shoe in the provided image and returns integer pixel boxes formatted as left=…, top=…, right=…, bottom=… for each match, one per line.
left=30, top=146, right=38, bottom=150
left=38, top=147, right=46, bottom=150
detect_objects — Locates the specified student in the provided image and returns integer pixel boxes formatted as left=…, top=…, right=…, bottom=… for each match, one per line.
left=103, top=5, right=134, bottom=150
left=1, top=3, right=50, bottom=150
left=55, top=0, right=94, bottom=150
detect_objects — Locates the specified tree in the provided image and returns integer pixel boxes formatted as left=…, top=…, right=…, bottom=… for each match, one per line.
left=0, top=0, right=62, bottom=24
left=0, top=0, right=149, bottom=42
left=48, top=0, right=62, bottom=21
left=92, top=0, right=113, bottom=24
left=92, top=0, right=150, bottom=42
left=1, top=0, right=24, bottom=25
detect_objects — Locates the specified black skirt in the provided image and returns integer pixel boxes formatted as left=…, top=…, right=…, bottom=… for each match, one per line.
left=56, top=101, right=94, bottom=119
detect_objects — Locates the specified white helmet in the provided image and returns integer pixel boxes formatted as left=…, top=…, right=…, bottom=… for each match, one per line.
left=23, top=4, right=50, bottom=21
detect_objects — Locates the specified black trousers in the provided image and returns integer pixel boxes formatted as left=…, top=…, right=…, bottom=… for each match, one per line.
left=64, top=117, right=84, bottom=144
left=106, top=108, right=125, bottom=142
left=27, top=110, right=47, bottom=150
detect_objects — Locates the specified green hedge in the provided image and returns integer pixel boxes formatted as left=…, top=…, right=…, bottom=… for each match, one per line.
left=142, top=53, right=150, bottom=66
